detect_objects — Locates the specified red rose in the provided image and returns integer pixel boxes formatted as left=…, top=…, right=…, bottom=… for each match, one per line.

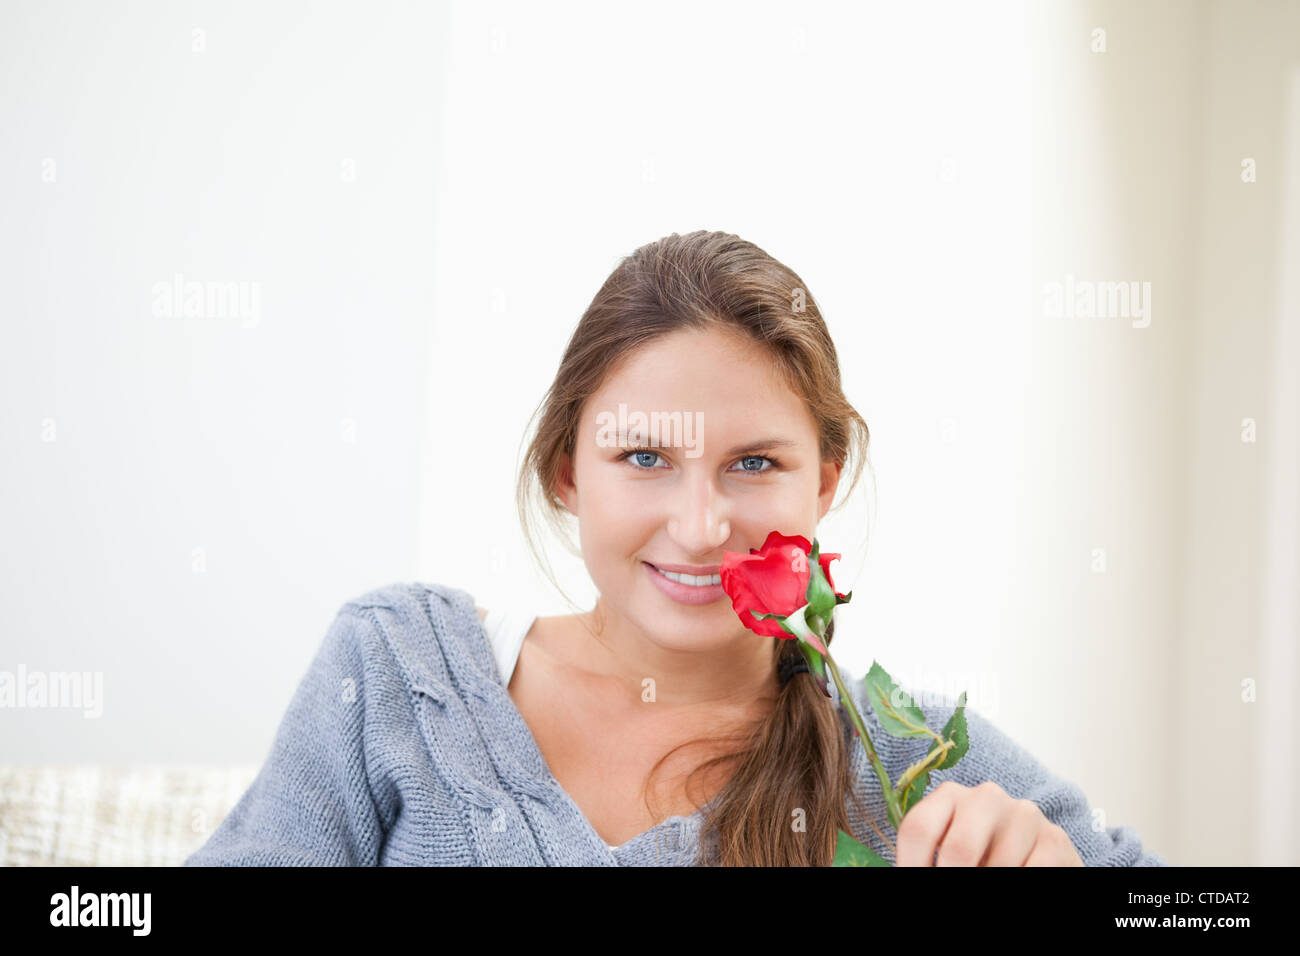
left=721, top=531, right=843, bottom=638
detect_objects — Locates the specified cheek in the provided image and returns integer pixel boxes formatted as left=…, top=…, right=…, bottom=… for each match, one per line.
left=579, top=479, right=654, bottom=550
left=583, top=479, right=635, bottom=527
left=745, top=497, right=816, bottom=535
left=783, top=474, right=826, bottom=524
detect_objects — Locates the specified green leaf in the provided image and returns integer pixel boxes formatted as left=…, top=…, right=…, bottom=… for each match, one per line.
left=748, top=609, right=787, bottom=627
left=863, top=661, right=932, bottom=739
left=900, top=769, right=931, bottom=815
left=832, top=828, right=892, bottom=867
left=748, top=609, right=803, bottom=638
left=897, top=691, right=969, bottom=817
left=932, top=690, right=969, bottom=770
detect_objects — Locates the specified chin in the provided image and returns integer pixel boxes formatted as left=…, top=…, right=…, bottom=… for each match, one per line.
left=636, top=599, right=736, bottom=642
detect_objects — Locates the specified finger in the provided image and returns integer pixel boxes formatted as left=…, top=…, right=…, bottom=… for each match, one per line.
left=982, top=798, right=1043, bottom=866
left=1022, top=824, right=1080, bottom=866
left=895, top=781, right=959, bottom=867
left=935, top=782, right=1003, bottom=867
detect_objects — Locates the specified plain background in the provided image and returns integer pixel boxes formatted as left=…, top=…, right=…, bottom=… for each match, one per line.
left=2, top=0, right=1297, bottom=867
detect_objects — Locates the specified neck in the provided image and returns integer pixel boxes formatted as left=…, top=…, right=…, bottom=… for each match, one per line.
left=574, top=601, right=779, bottom=717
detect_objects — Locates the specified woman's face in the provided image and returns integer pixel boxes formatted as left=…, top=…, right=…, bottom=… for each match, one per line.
left=556, top=325, right=842, bottom=653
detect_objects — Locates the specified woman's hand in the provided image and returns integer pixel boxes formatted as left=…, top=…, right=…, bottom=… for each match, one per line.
left=894, top=780, right=1085, bottom=866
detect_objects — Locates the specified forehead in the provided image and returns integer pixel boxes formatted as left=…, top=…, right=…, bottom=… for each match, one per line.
left=582, top=326, right=814, bottom=438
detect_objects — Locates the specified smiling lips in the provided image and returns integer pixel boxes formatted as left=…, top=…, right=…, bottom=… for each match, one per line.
left=647, top=561, right=721, bottom=583
left=643, top=561, right=726, bottom=605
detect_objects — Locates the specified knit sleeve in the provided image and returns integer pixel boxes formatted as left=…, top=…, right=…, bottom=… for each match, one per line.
left=907, top=693, right=1170, bottom=866
left=184, top=606, right=386, bottom=866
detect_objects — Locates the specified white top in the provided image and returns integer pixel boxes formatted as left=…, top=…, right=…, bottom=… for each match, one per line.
left=481, top=607, right=533, bottom=687
left=480, top=607, right=624, bottom=853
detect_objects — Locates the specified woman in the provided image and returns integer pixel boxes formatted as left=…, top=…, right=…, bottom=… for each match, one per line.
left=186, top=230, right=1168, bottom=866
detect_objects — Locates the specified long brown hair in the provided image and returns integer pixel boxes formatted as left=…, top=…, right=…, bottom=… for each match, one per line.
left=515, top=230, right=881, bottom=865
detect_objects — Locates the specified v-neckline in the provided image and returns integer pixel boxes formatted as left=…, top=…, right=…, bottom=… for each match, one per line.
left=469, top=605, right=714, bottom=863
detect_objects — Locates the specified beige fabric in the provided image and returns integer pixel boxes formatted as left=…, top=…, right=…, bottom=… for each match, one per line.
left=0, top=765, right=258, bottom=866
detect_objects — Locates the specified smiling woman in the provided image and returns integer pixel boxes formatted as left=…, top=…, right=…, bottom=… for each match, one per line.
left=185, top=230, right=1166, bottom=868
left=510, top=231, right=877, bottom=865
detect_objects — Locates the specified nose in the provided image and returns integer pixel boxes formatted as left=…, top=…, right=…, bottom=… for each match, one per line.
left=665, top=472, right=731, bottom=556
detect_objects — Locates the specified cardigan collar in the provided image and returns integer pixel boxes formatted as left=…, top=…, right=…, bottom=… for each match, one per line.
left=371, top=580, right=709, bottom=865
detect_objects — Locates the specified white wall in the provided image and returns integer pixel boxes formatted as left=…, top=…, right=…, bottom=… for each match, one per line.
left=1021, top=0, right=1300, bottom=867
left=1175, top=0, right=1300, bottom=867
left=0, top=1, right=449, bottom=762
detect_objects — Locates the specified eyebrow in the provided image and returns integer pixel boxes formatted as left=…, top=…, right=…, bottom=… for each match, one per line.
left=610, top=431, right=798, bottom=457
left=723, top=437, right=799, bottom=457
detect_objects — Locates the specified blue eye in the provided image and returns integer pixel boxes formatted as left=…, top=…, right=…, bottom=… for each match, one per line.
left=734, top=455, right=774, bottom=473
left=617, top=447, right=669, bottom=469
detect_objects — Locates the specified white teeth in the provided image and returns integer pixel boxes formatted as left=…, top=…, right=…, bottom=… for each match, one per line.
left=653, top=566, right=721, bottom=586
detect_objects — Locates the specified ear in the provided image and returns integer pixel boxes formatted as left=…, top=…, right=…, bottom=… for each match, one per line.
left=817, top=458, right=843, bottom=521
left=555, top=450, right=578, bottom=514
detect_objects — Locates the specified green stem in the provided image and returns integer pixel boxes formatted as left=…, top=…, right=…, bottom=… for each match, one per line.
left=823, top=651, right=904, bottom=831
left=894, top=740, right=954, bottom=795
